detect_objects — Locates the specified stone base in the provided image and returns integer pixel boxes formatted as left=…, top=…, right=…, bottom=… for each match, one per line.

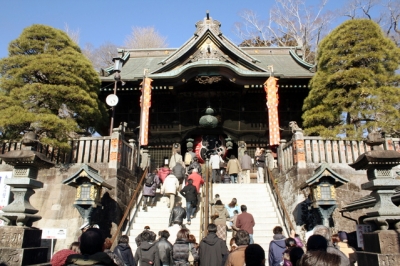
left=356, top=230, right=400, bottom=266
left=0, top=247, right=48, bottom=266
left=0, top=226, right=42, bottom=248
left=357, top=251, right=400, bottom=266
left=363, top=230, right=400, bottom=253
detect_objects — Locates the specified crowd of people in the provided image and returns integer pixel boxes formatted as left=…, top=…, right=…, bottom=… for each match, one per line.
left=50, top=149, right=357, bottom=265
left=50, top=221, right=356, bottom=266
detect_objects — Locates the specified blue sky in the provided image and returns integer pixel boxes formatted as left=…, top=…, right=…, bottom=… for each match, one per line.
left=0, top=0, right=351, bottom=58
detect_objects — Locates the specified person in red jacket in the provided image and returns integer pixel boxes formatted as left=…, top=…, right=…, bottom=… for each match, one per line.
left=158, top=164, right=170, bottom=183
left=186, top=168, right=204, bottom=193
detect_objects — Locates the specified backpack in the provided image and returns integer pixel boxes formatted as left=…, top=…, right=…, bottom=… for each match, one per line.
left=173, top=163, right=185, bottom=180
left=184, top=152, right=192, bottom=166
left=145, top=173, right=155, bottom=187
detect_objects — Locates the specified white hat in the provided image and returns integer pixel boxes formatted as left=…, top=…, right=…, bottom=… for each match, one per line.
left=92, top=224, right=100, bottom=229
left=79, top=222, right=90, bottom=230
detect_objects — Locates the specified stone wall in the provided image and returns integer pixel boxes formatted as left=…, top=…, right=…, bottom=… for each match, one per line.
left=0, top=162, right=138, bottom=254
left=275, top=163, right=371, bottom=234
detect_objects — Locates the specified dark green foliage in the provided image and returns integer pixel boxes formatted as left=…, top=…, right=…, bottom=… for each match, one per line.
left=302, top=19, right=400, bottom=138
left=0, top=24, right=107, bottom=149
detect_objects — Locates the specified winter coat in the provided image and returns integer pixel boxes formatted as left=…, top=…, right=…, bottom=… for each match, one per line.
left=162, top=175, right=180, bottom=195
left=169, top=153, right=183, bottom=169
left=212, top=205, right=230, bottom=226
left=226, top=159, right=241, bottom=175
left=156, top=237, right=174, bottom=265
left=172, top=163, right=186, bottom=181
left=236, top=212, right=255, bottom=235
left=224, top=204, right=241, bottom=218
left=169, top=206, right=187, bottom=226
left=268, top=235, right=286, bottom=266
left=158, top=167, right=171, bottom=183
left=114, top=243, right=136, bottom=266
left=210, top=154, right=223, bottom=169
left=337, top=242, right=357, bottom=266
left=180, top=184, right=198, bottom=202
left=198, top=233, right=228, bottom=266
left=134, top=241, right=160, bottom=266
left=327, top=243, right=351, bottom=266
left=187, top=173, right=204, bottom=193
left=66, top=252, right=118, bottom=266
left=255, top=154, right=265, bottom=168
left=143, top=175, right=160, bottom=197
left=172, top=238, right=199, bottom=266
left=188, top=161, right=202, bottom=175
left=240, top=154, right=252, bottom=170
left=225, top=245, right=246, bottom=266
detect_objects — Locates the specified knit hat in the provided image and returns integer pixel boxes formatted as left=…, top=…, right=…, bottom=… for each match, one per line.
left=338, top=231, right=348, bottom=242
left=51, top=249, right=77, bottom=266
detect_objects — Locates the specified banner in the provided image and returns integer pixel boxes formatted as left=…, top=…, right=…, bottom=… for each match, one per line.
left=139, top=77, right=153, bottom=146
left=264, top=76, right=280, bottom=146
left=0, top=171, right=12, bottom=226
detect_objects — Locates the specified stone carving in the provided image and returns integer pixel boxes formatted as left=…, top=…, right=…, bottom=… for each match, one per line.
left=289, top=121, right=302, bottom=133
left=195, top=76, right=222, bottom=84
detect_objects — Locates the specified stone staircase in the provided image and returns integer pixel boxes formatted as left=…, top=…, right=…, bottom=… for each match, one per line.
left=128, top=188, right=202, bottom=254
left=212, top=183, right=284, bottom=252
left=127, top=183, right=284, bottom=254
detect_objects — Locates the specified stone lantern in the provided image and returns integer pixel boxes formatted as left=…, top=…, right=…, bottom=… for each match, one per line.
left=62, top=164, right=112, bottom=224
left=301, top=163, right=349, bottom=227
left=0, top=130, right=54, bottom=265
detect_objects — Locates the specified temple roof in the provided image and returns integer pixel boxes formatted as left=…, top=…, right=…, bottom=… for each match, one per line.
left=300, top=163, right=349, bottom=189
left=101, top=14, right=314, bottom=82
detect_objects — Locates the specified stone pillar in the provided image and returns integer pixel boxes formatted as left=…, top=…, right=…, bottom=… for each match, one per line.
left=292, top=128, right=306, bottom=169
left=109, top=128, right=122, bottom=169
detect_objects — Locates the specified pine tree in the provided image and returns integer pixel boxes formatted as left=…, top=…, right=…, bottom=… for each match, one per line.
left=302, top=19, right=400, bottom=138
left=0, top=24, right=107, bottom=149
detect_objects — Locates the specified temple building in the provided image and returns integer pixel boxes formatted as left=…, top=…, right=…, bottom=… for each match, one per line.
left=99, top=13, right=314, bottom=166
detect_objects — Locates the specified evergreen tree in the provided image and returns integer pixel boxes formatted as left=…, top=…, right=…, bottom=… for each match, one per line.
left=302, top=19, right=400, bottom=138
left=0, top=24, right=107, bottom=149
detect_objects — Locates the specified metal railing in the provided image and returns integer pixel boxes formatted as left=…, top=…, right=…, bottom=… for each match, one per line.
left=266, top=167, right=295, bottom=234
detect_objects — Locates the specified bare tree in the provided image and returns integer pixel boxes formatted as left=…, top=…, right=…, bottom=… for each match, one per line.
left=382, top=0, right=400, bottom=45
left=342, top=0, right=379, bottom=20
left=82, top=42, right=119, bottom=71
left=341, top=0, right=400, bottom=46
left=124, top=26, right=168, bottom=49
left=64, top=23, right=80, bottom=44
left=234, top=0, right=334, bottom=64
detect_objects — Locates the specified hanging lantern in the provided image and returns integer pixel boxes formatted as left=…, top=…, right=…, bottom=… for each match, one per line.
left=225, top=137, right=233, bottom=150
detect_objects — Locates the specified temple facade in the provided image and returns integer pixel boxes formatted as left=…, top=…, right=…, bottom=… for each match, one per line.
left=100, top=13, right=314, bottom=166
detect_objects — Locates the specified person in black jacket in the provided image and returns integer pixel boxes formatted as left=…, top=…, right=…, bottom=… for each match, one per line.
left=179, top=179, right=197, bottom=225
left=114, top=235, right=136, bottom=266
left=198, top=223, right=228, bottom=266
left=135, top=231, right=160, bottom=266
left=169, top=201, right=187, bottom=226
left=156, top=230, right=174, bottom=266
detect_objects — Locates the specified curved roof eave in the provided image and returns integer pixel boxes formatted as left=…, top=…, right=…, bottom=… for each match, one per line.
left=148, top=60, right=271, bottom=79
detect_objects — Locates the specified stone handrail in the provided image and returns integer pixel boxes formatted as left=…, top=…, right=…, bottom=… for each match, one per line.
left=0, top=133, right=138, bottom=172
left=266, top=167, right=295, bottom=234
left=278, top=135, right=400, bottom=173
